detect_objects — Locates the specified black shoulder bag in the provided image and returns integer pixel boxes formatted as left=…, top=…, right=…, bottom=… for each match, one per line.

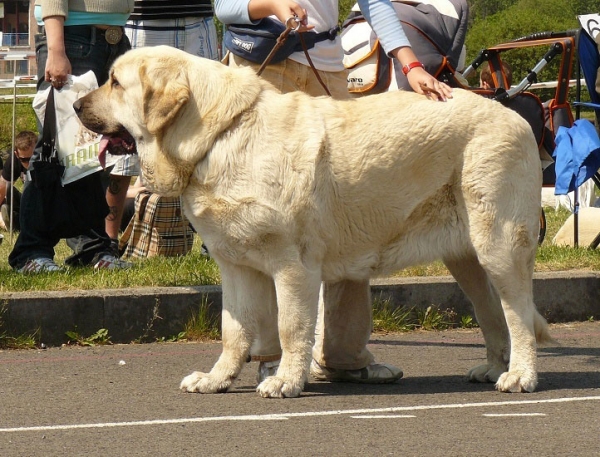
left=28, top=87, right=109, bottom=239
left=224, top=17, right=339, bottom=65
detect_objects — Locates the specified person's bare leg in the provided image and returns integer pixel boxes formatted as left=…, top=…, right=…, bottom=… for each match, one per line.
left=105, top=175, right=131, bottom=240
left=311, top=279, right=403, bottom=384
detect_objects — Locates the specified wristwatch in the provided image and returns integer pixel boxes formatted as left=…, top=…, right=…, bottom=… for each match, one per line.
left=402, top=61, right=425, bottom=76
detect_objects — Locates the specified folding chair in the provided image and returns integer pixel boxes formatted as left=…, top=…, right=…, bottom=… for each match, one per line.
left=572, top=27, right=600, bottom=247
left=573, top=28, right=600, bottom=185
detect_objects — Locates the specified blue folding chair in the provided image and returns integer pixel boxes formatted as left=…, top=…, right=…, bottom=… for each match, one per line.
left=574, top=28, right=600, bottom=131
left=567, top=28, right=600, bottom=247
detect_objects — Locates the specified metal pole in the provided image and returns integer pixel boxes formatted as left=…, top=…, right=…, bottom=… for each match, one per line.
left=9, top=65, right=17, bottom=243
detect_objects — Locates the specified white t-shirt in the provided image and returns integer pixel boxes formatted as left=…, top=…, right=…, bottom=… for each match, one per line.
left=287, top=1, right=344, bottom=72
left=214, top=0, right=410, bottom=72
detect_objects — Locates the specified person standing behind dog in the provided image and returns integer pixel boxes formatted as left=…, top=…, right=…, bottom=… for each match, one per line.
left=479, top=61, right=513, bottom=89
left=216, top=0, right=452, bottom=384
left=104, top=0, right=219, bottom=252
left=8, top=0, right=134, bottom=273
left=0, top=131, right=37, bottom=232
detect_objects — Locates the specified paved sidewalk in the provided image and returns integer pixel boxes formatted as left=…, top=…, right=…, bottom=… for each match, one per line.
left=3, top=271, right=600, bottom=346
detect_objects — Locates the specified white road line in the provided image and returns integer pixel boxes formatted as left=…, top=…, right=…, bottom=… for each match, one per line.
left=483, top=413, right=547, bottom=417
left=351, top=415, right=416, bottom=419
left=1, top=395, right=599, bottom=433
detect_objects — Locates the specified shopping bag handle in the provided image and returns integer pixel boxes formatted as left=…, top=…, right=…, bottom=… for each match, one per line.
left=41, top=87, right=57, bottom=162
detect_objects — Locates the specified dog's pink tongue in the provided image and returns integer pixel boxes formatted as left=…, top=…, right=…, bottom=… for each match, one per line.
left=98, top=136, right=110, bottom=169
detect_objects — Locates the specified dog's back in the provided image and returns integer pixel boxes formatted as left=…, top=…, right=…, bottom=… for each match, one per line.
left=243, top=88, right=541, bottom=280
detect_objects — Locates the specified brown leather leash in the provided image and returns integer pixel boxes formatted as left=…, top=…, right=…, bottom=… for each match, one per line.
left=299, top=33, right=331, bottom=96
left=257, top=16, right=331, bottom=97
left=419, top=82, right=442, bottom=99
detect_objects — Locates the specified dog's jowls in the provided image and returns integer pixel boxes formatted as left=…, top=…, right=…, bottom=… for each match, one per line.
left=76, top=46, right=550, bottom=398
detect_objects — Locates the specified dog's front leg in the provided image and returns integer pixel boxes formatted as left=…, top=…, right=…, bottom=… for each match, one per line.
left=256, top=264, right=321, bottom=398
left=180, top=262, right=262, bottom=394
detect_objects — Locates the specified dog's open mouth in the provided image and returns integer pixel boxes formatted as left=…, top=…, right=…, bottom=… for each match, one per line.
left=98, top=129, right=137, bottom=168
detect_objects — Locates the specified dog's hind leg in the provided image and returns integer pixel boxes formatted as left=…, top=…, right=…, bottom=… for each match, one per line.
left=444, top=255, right=510, bottom=384
left=473, top=233, right=542, bottom=392
left=256, top=263, right=322, bottom=398
left=180, top=262, right=271, bottom=394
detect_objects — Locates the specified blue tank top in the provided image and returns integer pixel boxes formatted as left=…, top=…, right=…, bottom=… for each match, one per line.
left=35, top=6, right=129, bottom=26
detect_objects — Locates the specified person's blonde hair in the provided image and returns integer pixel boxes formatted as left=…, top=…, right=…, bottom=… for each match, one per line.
left=480, top=61, right=513, bottom=88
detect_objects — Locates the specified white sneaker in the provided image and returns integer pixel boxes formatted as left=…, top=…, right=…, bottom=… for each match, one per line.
left=310, top=360, right=403, bottom=384
left=93, top=254, right=133, bottom=271
left=18, top=258, right=63, bottom=274
left=257, top=360, right=280, bottom=383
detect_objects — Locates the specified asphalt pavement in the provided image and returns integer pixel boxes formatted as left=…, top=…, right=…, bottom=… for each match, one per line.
left=1, top=321, right=599, bottom=456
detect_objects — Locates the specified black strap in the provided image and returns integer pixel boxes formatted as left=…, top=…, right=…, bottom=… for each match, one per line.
left=41, top=87, right=57, bottom=162
left=312, top=26, right=340, bottom=43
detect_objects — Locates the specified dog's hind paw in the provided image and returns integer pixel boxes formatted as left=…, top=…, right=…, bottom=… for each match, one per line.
left=180, top=371, right=232, bottom=394
left=256, top=376, right=304, bottom=398
left=467, top=363, right=506, bottom=384
left=496, top=370, right=537, bottom=393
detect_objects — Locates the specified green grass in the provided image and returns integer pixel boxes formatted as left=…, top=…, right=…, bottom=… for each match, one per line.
left=183, top=297, right=221, bottom=341
left=372, top=296, right=472, bottom=333
left=0, top=235, right=221, bottom=292
left=65, top=327, right=111, bottom=346
left=0, top=86, right=39, bottom=159
left=0, top=301, right=38, bottom=348
left=1, top=206, right=600, bottom=293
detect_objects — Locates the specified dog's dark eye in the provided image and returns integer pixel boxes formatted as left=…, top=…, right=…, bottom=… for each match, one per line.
left=112, top=77, right=120, bottom=88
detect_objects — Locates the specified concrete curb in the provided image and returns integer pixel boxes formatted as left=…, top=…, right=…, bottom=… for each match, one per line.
left=3, top=271, right=600, bottom=346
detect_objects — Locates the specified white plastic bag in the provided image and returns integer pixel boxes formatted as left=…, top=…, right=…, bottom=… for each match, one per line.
left=33, top=71, right=118, bottom=184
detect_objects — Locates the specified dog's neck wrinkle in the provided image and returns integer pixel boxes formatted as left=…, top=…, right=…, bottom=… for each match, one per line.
left=188, top=96, right=261, bottom=177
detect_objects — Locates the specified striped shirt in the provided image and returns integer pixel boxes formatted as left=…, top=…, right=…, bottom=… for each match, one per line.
left=129, top=0, right=213, bottom=20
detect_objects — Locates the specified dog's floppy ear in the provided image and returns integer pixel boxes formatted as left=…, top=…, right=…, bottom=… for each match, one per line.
left=139, top=63, right=190, bottom=135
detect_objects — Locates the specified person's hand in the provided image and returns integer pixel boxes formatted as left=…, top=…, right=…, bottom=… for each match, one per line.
left=248, top=0, right=314, bottom=32
left=406, top=67, right=453, bottom=101
left=45, top=50, right=71, bottom=89
left=126, top=186, right=147, bottom=199
left=43, top=16, right=71, bottom=89
left=392, top=46, right=453, bottom=102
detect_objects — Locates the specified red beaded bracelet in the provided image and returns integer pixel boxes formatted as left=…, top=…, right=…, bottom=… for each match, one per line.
left=402, top=61, right=425, bottom=75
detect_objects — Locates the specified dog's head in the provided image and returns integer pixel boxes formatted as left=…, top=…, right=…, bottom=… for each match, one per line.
left=75, top=46, right=263, bottom=196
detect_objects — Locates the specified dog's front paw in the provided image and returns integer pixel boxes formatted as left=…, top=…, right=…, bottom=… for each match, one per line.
left=496, top=369, right=537, bottom=393
left=180, top=371, right=232, bottom=394
left=256, top=376, right=304, bottom=398
left=467, top=363, right=506, bottom=384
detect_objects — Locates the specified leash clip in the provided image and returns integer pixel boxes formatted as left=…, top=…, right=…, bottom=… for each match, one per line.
left=285, top=16, right=301, bottom=32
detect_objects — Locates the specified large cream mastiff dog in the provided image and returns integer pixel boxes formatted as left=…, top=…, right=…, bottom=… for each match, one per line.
left=75, top=46, right=550, bottom=398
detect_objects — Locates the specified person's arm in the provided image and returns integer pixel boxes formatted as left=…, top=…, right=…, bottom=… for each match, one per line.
left=215, top=0, right=312, bottom=30
left=0, top=176, right=9, bottom=205
left=357, top=0, right=452, bottom=100
left=214, top=0, right=252, bottom=24
left=126, top=176, right=147, bottom=199
left=43, top=15, right=70, bottom=89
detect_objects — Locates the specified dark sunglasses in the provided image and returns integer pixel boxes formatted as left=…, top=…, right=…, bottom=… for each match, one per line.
left=15, top=151, right=31, bottom=163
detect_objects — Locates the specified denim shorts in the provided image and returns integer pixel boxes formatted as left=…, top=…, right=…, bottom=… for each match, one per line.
left=125, top=16, right=219, bottom=60
left=36, top=25, right=131, bottom=90
left=110, top=153, right=140, bottom=177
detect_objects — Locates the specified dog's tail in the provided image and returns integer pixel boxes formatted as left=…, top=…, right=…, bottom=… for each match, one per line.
left=534, top=309, right=557, bottom=346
